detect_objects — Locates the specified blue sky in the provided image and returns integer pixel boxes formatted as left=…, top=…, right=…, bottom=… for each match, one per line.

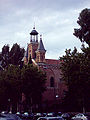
left=0, top=0, right=90, bottom=59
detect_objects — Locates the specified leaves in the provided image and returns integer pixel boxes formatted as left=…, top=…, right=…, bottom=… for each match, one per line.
left=21, top=64, right=46, bottom=105
left=0, top=65, right=22, bottom=111
left=0, top=63, right=47, bottom=111
left=60, top=46, right=90, bottom=111
left=9, top=43, right=25, bottom=65
left=0, top=43, right=25, bottom=68
left=74, top=8, right=90, bottom=47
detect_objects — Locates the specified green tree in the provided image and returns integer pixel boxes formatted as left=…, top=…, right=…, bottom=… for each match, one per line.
left=0, top=70, right=8, bottom=110
left=60, top=48, right=80, bottom=111
left=60, top=8, right=90, bottom=112
left=74, top=8, right=90, bottom=47
left=0, top=43, right=25, bottom=69
left=60, top=47, right=90, bottom=112
left=0, top=65, right=21, bottom=112
left=9, top=43, right=25, bottom=65
left=73, top=8, right=90, bottom=111
left=21, top=64, right=46, bottom=111
left=0, top=45, right=9, bottom=68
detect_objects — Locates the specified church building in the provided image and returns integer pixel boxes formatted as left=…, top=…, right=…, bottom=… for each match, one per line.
left=24, top=26, right=67, bottom=110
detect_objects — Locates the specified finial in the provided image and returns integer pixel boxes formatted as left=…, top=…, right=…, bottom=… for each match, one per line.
left=33, top=22, right=35, bottom=29
left=40, top=34, right=42, bottom=40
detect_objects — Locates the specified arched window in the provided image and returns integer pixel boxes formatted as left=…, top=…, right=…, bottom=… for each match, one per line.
left=50, top=77, right=54, bottom=87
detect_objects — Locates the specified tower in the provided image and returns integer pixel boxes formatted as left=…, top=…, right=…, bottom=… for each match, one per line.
left=36, top=35, right=46, bottom=63
left=30, top=26, right=38, bottom=43
left=28, top=27, right=39, bottom=60
left=28, top=27, right=46, bottom=63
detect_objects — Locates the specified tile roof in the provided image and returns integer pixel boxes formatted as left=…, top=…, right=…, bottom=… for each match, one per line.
left=45, top=59, right=60, bottom=65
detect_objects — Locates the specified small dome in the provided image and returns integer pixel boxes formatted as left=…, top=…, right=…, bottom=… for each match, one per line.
left=30, top=27, right=38, bottom=35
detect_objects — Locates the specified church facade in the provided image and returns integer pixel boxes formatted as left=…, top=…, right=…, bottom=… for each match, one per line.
left=24, top=27, right=67, bottom=110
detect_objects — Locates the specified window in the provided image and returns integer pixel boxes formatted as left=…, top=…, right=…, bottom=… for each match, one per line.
left=50, top=77, right=54, bottom=87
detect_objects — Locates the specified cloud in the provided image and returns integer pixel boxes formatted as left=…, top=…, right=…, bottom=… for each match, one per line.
left=0, top=0, right=90, bottom=59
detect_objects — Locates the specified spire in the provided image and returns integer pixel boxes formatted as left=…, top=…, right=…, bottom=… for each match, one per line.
left=37, top=35, right=46, bottom=52
left=33, top=22, right=35, bottom=29
left=36, top=35, right=46, bottom=63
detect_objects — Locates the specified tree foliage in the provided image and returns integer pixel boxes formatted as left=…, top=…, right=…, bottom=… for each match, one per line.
left=0, top=63, right=46, bottom=111
left=60, top=8, right=90, bottom=112
left=0, top=43, right=47, bottom=112
left=74, top=8, right=90, bottom=47
left=0, top=45, right=9, bottom=68
left=0, top=43, right=25, bottom=68
left=0, top=65, right=21, bottom=111
left=60, top=47, right=90, bottom=112
left=21, top=64, right=46, bottom=110
left=9, top=43, right=25, bottom=65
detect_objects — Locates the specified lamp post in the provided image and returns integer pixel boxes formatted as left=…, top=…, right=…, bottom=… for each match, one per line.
left=31, top=97, right=32, bottom=113
left=55, top=95, right=59, bottom=112
left=56, top=94, right=59, bottom=105
left=8, top=98, right=12, bottom=113
left=8, top=98, right=10, bottom=112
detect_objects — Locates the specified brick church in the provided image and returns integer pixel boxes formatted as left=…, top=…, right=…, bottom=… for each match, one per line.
left=24, top=26, right=67, bottom=109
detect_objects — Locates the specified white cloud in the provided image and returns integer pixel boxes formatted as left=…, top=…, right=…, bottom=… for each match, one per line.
left=0, top=0, right=89, bottom=59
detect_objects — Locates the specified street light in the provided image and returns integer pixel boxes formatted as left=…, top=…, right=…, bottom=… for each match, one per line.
left=8, top=98, right=10, bottom=112
left=8, top=98, right=12, bottom=113
left=55, top=95, right=59, bottom=112
left=56, top=95, right=59, bottom=98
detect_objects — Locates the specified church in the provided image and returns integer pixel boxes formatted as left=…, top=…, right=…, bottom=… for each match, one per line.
left=24, top=26, right=67, bottom=110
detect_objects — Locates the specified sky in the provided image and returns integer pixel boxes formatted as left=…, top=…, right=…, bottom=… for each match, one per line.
left=0, top=0, right=90, bottom=59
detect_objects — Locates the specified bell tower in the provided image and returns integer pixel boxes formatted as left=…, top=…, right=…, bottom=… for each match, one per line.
left=30, top=26, right=38, bottom=42
left=28, top=27, right=39, bottom=60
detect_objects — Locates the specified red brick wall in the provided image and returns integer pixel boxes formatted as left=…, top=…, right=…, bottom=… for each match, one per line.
left=38, top=61, right=67, bottom=104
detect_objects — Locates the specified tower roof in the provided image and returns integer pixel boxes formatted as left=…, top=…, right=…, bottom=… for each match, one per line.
left=30, top=27, right=38, bottom=35
left=37, top=35, right=46, bottom=52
